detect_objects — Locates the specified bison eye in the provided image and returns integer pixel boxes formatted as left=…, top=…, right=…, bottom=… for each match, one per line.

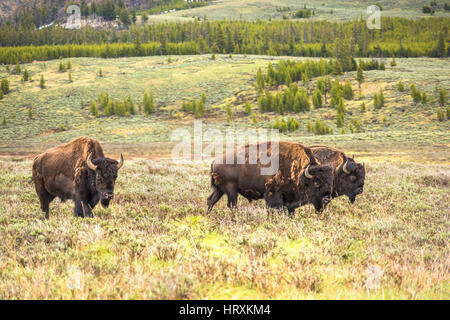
left=349, top=175, right=357, bottom=182
left=313, top=181, right=320, bottom=188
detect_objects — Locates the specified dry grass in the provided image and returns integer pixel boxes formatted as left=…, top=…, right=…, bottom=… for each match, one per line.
left=0, top=154, right=448, bottom=299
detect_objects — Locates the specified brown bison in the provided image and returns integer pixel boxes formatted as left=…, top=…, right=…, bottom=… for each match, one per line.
left=32, top=137, right=123, bottom=218
left=206, top=141, right=334, bottom=214
left=309, top=145, right=365, bottom=203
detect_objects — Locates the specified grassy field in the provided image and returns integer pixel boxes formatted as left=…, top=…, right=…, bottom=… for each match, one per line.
left=0, top=55, right=449, bottom=150
left=0, top=52, right=448, bottom=299
left=0, top=154, right=448, bottom=299
left=152, top=0, right=450, bottom=21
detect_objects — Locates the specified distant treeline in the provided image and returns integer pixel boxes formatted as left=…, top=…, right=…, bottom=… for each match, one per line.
left=0, top=17, right=448, bottom=64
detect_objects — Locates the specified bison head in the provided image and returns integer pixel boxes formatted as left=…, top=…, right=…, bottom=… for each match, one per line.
left=337, top=158, right=365, bottom=203
left=87, top=153, right=124, bottom=208
left=302, top=164, right=334, bottom=212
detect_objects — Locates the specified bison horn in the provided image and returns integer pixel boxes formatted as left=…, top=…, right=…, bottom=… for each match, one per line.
left=86, top=153, right=97, bottom=171
left=117, top=153, right=124, bottom=170
left=305, top=165, right=313, bottom=179
left=342, top=160, right=351, bottom=174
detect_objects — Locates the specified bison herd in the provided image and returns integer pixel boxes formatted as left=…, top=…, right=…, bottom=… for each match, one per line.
left=32, top=137, right=365, bottom=219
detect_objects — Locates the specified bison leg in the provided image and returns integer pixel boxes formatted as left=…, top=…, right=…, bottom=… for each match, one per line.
left=34, top=178, right=54, bottom=219
left=206, top=187, right=224, bottom=214
left=74, top=200, right=93, bottom=218
left=224, top=182, right=238, bottom=210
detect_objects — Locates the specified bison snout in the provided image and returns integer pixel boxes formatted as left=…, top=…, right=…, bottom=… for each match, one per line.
left=103, top=192, right=114, bottom=200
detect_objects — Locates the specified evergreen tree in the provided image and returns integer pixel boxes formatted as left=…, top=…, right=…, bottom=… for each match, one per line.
left=411, top=84, right=421, bottom=103
left=439, top=87, right=447, bottom=106
left=143, top=92, right=155, bottom=115
left=312, top=88, right=323, bottom=108
left=68, top=72, right=73, bottom=83
left=435, top=32, right=446, bottom=58
left=256, top=67, right=265, bottom=92
left=90, top=101, right=99, bottom=117
left=22, top=69, right=30, bottom=81
left=343, top=81, right=354, bottom=100
left=356, top=65, right=364, bottom=88
left=244, top=101, right=252, bottom=114
left=1, top=78, right=10, bottom=94
left=398, top=81, right=405, bottom=92
left=15, top=63, right=21, bottom=75
left=39, top=74, right=45, bottom=89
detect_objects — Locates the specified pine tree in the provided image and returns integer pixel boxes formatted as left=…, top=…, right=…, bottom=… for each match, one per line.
left=15, top=63, right=21, bottom=75
left=22, top=69, right=30, bottom=81
left=68, top=72, right=73, bottom=83
left=143, top=92, right=155, bottom=115
left=356, top=65, right=364, bottom=88
left=343, top=81, right=354, bottom=100
left=439, top=87, right=447, bottom=106
left=390, top=56, right=397, bottom=67
left=127, top=96, right=135, bottom=115
left=312, top=88, right=323, bottom=108
left=39, top=75, right=45, bottom=89
left=435, top=32, right=446, bottom=58
left=244, top=101, right=252, bottom=114
left=360, top=101, right=366, bottom=112
left=59, top=61, right=66, bottom=72
left=99, top=68, right=103, bottom=77
left=2, top=116, right=6, bottom=126
left=421, top=92, right=428, bottom=104
left=411, top=84, right=421, bottom=103
left=67, top=60, right=72, bottom=69
left=1, top=78, right=10, bottom=94
left=90, top=101, right=99, bottom=117
left=0, top=90, right=3, bottom=100
left=28, top=108, right=33, bottom=119
left=256, top=68, right=265, bottom=92
left=398, top=81, right=405, bottom=92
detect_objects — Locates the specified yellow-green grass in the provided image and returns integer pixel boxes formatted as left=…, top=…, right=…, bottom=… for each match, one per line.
left=0, top=155, right=448, bottom=299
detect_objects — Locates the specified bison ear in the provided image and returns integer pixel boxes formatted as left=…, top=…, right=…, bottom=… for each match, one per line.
left=86, top=153, right=97, bottom=171
left=117, top=153, right=124, bottom=170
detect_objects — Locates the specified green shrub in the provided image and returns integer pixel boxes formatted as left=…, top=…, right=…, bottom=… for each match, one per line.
left=439, top=87, right=447, bottom=106
left=398, top=81, right=405, bottom=92
left=343, top=81, right=354, bottom=100
left=1, top=78, right=10, bottom=94
left=90, top=101, right=99, bottom=117
left=411, top=84, right=421, bottom=103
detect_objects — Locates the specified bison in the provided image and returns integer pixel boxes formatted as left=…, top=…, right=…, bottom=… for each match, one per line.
left=206, top=141, right=334, bottom=214
left=309, top=145, right=365, bottom=203
left=32, top=137, right=123, bottom=218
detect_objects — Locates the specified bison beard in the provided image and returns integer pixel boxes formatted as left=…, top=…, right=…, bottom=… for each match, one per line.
left=206, top=141, right=334, bottom=215
left=32, top=137, right=123, bottom=219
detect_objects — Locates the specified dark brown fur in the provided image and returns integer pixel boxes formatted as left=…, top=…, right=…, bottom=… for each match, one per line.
left=309, top=145, right=365, bottom=203
left=32, top=137, right=122, bottom=218
left=206, top=141, right=334, bottom=214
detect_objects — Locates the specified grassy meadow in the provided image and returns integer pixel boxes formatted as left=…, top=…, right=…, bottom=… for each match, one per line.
left=0, top=52, right=448, bottom=299
left=0, top=156, right=448, bottom=299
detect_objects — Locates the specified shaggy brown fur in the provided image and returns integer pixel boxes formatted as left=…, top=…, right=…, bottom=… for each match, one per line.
left=309, top=145, right=365, bottom=203
left=207, top=141, right=334, bottom=214
left=32, top=137, right=123, bottom=219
